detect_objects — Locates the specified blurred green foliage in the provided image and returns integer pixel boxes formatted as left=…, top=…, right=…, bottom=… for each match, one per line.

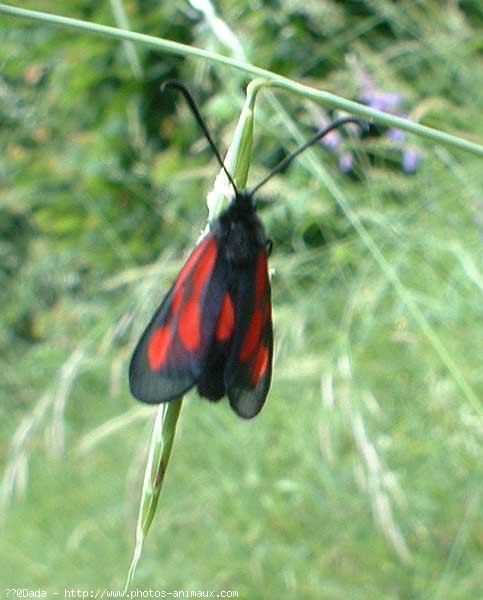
left=1, top=0, right=483, bottom=597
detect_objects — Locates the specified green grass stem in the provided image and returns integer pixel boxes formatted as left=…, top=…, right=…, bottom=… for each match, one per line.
left=1, top=3, right=483, bottom=158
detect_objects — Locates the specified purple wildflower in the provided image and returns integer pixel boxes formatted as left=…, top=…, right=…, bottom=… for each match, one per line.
left=321, top=127, right=342, bottom=151
left=338, top=152, right=354, bottom=174
left=311, top=107, right=357, bottom=173
left=360, top=90, right=403, bottom=114
left=387, top=128, right=406, bottom=143
left=312, top=71, right=420, bottom=175
left=402, top=148, right=420, bottom=174
left=358, top=71, right=420, bottom=173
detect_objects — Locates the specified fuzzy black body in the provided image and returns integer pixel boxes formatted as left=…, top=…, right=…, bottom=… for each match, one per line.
left=212, top=191, right=268, bottom=266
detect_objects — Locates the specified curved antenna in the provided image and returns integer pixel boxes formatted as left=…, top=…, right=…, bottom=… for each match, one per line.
left=161, top=80, right=239, bottom=195
left=249, top=117, right=367, bottom=197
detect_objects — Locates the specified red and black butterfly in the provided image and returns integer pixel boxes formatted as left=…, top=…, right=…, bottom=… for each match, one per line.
left=129, top=81, right=362, bottom=418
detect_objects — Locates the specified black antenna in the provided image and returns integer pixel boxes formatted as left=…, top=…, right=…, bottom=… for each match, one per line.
left=248, top=117, right=366, bottom=196
left=161, top=80, right=239, bottom=195
left=162, top=81, right=367, bottom=199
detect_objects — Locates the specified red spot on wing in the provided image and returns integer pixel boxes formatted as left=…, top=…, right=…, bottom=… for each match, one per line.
left=170, top=236, right=214, bottom=330
left=178, top=297, right=201, bottom=350
left=146, top=236, right=218, bottom=370
left=240, top=307, right=262, bottom=361
left=173, top=235, right=211, bottom=294
left=215, top=293, right=235, bottom=342
left=147, top=325, right=171, bottom=370
left=171, top=287, right=183, bottom=315
left=177, top=238, right=217, bottom=351
left=251, top=345, right=269, bottom=385
left=240, top=251, right=269, bottom=362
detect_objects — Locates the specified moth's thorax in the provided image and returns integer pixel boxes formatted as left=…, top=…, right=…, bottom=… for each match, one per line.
left=210, top=191, right=266, bottom=266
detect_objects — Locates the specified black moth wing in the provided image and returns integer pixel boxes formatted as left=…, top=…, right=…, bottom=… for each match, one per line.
left=129, top=233, right=229, bottom=404
left=224, top=247, right=273, bottom=419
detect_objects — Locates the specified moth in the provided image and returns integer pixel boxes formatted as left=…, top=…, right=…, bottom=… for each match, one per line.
left=129, top=81, right=362, bottom=418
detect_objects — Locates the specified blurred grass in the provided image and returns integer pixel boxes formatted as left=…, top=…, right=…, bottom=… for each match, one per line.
left=1, top=0, right=483, bottom=597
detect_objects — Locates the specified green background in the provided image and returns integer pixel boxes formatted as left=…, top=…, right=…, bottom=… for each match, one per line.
left=1, top=1, right=482, bottom=597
